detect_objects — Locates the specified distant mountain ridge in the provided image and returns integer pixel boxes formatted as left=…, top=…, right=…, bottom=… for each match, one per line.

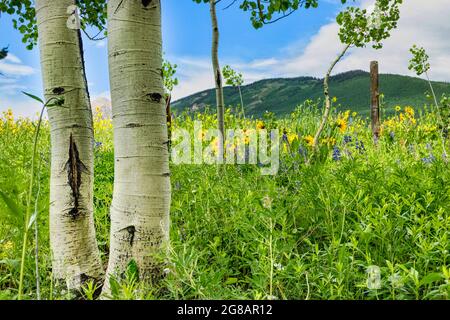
left=171, top=70, right=450, bottom=117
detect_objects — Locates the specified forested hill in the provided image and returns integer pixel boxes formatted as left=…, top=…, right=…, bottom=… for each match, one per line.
left=171, top=70, right=450, bottom=117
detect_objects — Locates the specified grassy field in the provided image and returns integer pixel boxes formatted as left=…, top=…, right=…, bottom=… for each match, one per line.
left=0, top=100, right=449, bottom=300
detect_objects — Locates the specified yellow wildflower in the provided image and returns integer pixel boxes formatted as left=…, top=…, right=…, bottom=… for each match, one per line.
left=395, top=106, right=401, bottom=112
left=304, top=135, right=314, bottom=147
left=321, top=137, right=336, bottom=146
left=287, top=133, right=298, bottom=144
left=211, top=137, right=220, bottom=154
left=336, top=118, right=348, bottom=133
left=404, top=106, right=415, bottom=117
left=256, top=121, right=265, bottom=130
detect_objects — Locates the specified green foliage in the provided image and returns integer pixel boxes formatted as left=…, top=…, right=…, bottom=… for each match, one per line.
left=1, top=100, right=450, bottom=300
left=239, top=0, right=350, bottom=29
left=0, top=0, right=107, bottom=49
left=336, top=0, right=403, bottom=49
left=409, top=45, right=431, bottom=77
left=163, top=59, right=179, bottom=94
left=193, top=0, right=350, bottom=29
left=222, top=65, right=244, bottom=87
left=77, top=0, right=107, bottom=38
left=0, top=0, right=37, bottom=50
left=439, top=94, right=450, bottom=138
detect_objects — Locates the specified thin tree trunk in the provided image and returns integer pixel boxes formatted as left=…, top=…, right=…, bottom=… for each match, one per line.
left=238, top=86, right=245, bottom=119
left=35, top=0, right=103, bottom=290
left=210, top=0, right=225, bottom=139
left=103, top=0, right=171, bottom=295
left=313, top=44, right=351, bottom=149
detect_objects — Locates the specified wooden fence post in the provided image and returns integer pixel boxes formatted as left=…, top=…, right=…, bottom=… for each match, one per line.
left=370, top=61, right=381, bottom=144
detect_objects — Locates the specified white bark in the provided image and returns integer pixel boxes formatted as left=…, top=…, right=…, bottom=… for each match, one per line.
left=313, top=44, right=351, bottom=149
left=210, top=0, right=225, bottom=138
left=103, top=0, right=171, bottom=294
left=35, top=0, right=103, bottom=290
left=238, top=86, right=245, bottom=119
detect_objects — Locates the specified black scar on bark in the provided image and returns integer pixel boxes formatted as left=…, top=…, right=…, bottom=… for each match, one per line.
left=216, top=70, right=222, bottom=88
left=65, top=134, right=88, bottom=219
left=52, top=87, right=65, bottom=95
left=147, top=92, right=163, bottom=103
left=142, top=0, right=152, bottom=7
left=125, top=123, right=144, bottom=128
left=127, top=226, right=136, bottom=246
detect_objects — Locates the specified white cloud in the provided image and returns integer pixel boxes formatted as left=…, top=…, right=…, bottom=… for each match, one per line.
left=0, top=62, right=35, bottom=76
left=0, top=52, right=39, bottom=116
left=278, top=0, right=450, bottom=81
left=0, top=83, right=27, bottom=96
left=172, top=0, right=450, bottom=100
left=5, top=53, right=22, bottom=64
left=0, top=52, right=35, bottom=76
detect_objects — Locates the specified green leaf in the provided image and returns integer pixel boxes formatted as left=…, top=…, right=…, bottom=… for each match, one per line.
left=0, top=190, right=22, bottom=217
left=419, top=273, right=443, bottom=287
left=27, top=210, right=37, bottom=231
left=224, top=277, right=238, bottom=285
left=126, top=259, right=139, bottom=281
left=0, top=259, right=20, bottom=269
left=109, top=276, right=121, bottom=298
left=22, top=91, right=44, bottom=104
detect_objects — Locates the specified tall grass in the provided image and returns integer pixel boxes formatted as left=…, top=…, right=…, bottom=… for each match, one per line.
left=0, top=100, right=449, bottom=300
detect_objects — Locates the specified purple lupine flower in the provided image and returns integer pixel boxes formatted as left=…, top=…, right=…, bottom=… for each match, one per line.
left=422, top=154, right=436, bottom=164
left=333, top=146, right=342, bottom=161
left=298, top=146, right=307, bottom=157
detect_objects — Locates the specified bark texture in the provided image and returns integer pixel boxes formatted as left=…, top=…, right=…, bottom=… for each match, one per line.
left=210, top=0, right=225, bottom=138
left=35, top=0, right=103, bottom=289
left=103, top=0, right=171, bottom=294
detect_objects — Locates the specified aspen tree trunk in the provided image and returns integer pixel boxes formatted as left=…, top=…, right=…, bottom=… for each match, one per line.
left=238, top=86, right=245, bottom=119
left=103, top=0, right=171, bottom=294
left=35, top=0, right=103, bottom=290
left=210, top=0, right=225, bottom=139
left=313, top=44, right=351, bottom=149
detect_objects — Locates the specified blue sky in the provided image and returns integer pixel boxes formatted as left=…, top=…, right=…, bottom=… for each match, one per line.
left=1, top=0, right=450, bottom=116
